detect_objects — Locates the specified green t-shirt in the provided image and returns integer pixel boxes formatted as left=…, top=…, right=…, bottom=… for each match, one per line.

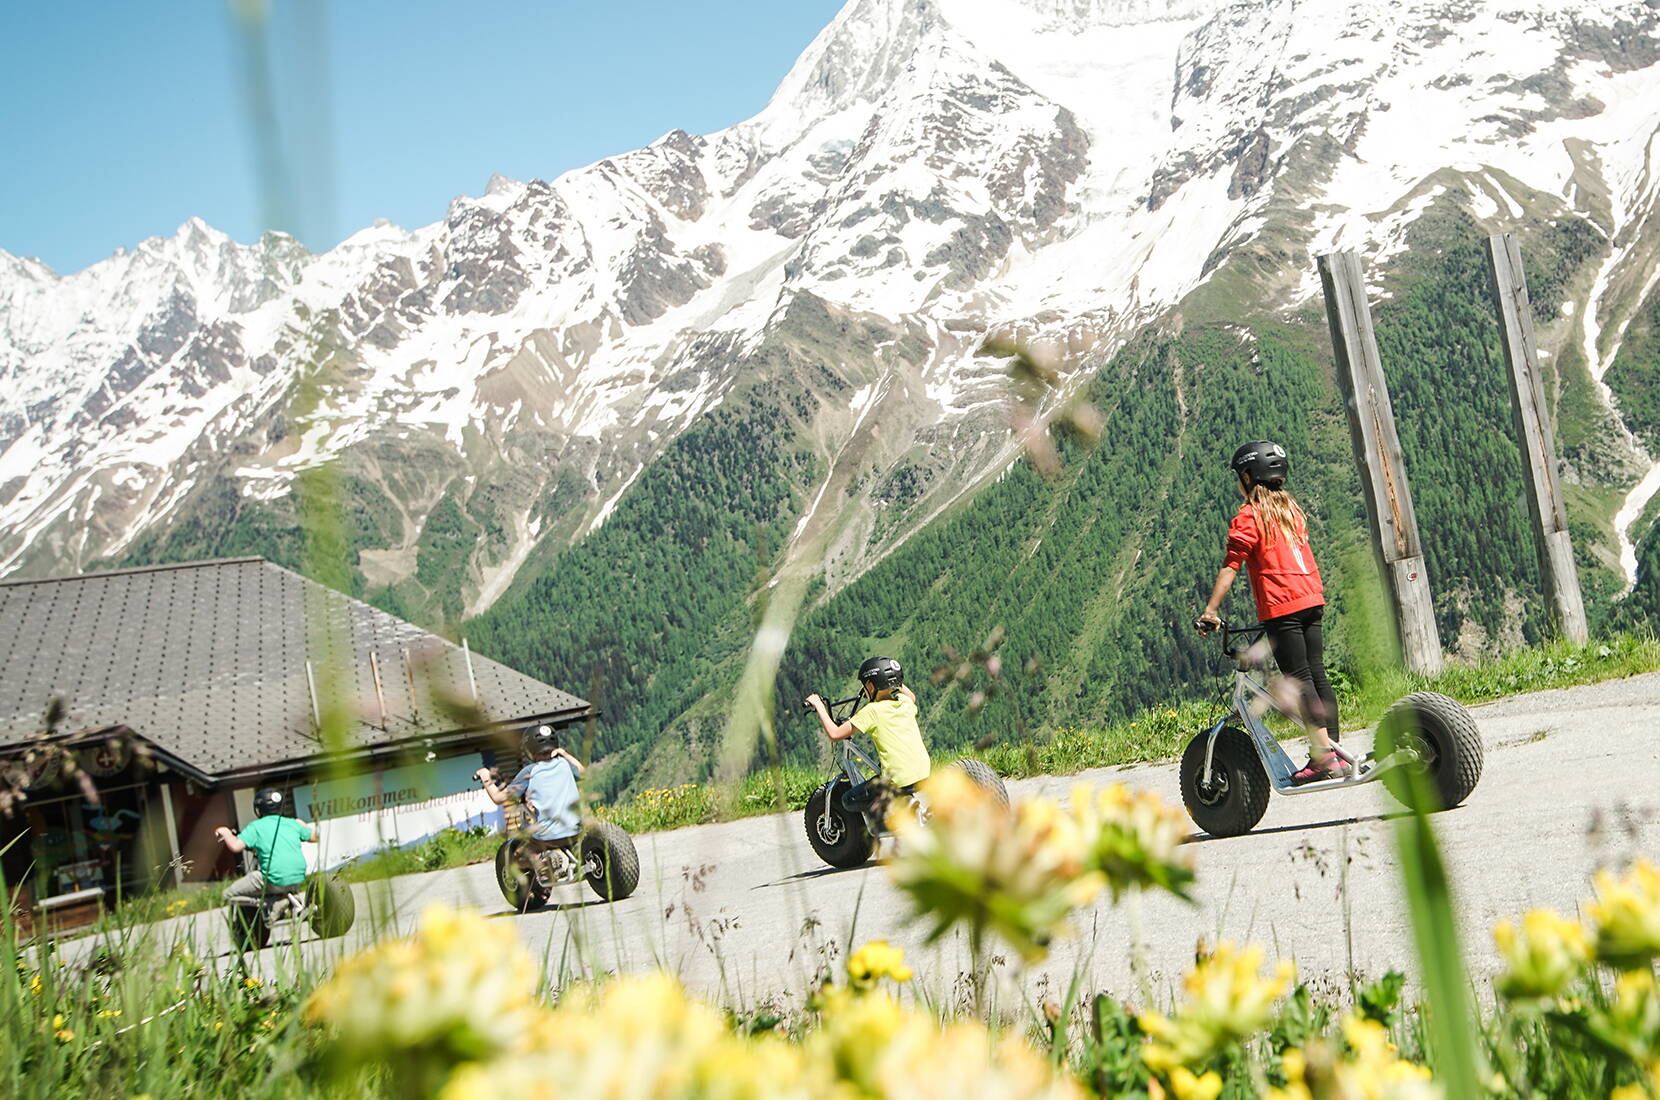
left=849, top=695, right=931, bottom=788
left=237, top=816, right=312, bottom=887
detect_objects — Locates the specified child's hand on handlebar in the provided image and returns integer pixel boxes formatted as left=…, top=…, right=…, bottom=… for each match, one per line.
left=803, top=693, right=826, bottom=714
left=1195, top=610, right=1223, bottom=635
left=474, top=767, right=495, bottom=785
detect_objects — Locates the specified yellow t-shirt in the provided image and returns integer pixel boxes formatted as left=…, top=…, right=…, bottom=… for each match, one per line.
left=849, top=695, right=931, bottom=788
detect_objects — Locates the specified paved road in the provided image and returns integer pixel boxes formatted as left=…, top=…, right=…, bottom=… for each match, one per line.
left=90, top=672, right=1660, bottom=1009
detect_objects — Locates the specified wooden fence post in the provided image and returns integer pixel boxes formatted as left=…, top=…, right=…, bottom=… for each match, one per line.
left=1484, top=233, right=1589, bottom=643
left=1317, top=251, right=1445, bottom=675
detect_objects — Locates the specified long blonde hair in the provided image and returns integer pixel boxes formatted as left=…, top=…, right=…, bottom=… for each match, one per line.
left=1245, top=482, right=1307, bottom=548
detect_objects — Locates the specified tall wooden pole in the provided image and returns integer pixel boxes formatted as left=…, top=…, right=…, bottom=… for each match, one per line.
left=1317, top=251, right=1445, bottom=675
left=1484, top=233, right=1589, bottom=643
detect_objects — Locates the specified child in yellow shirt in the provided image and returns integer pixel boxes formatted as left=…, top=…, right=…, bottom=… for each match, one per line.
left=805, top=656, right=931, bottom=812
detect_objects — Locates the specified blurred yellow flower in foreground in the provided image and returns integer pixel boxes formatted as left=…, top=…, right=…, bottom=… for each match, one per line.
left=1609, top=1061, right=1660, bottom=1100
left=1603, top=970, right=1660, bottom=1058
left=1139, top=942, right=1294, bottom=1076
left=1492, top=908, right=1591, bottom=1000
left=1148, top=1066, right=1223, bottom=1100
left=443, top=973, right=821, bottom=1100
left=303, top=905, right=545, bottom=1075
left=847, top=940, right=913, bottom=990
left=1270, top=1016, right=1439, bottom=1100
left=889, top=768, right=1099, bottom=961
left=1069, top=783, right=1196, bottom=902
left=1588, top=860, right=1660, bottom=970
left=810, top=987, right=1083, bottom=1100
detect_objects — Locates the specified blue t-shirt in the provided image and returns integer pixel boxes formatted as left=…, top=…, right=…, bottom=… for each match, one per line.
left=506, top=758, right=581, bottom=840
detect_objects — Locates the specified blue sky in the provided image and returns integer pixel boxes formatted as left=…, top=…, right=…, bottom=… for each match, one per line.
left=0, top=1, right=845, bottom=274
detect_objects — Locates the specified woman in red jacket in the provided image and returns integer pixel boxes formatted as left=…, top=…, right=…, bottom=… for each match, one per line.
left=1196, top=440, right=1346, bottom=784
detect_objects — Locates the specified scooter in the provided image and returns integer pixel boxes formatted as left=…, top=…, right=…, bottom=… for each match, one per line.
left=493, top=820, right=640, bottom=911
left=1181, top=620, right=1483, bottom=837
left=226, top=873, right=356, bottom=951
left=802, top=693, right=1009, bottom=869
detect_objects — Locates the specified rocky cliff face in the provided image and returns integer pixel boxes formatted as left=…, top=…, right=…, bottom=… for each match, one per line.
left=2, top=0, right=1658, bottom=623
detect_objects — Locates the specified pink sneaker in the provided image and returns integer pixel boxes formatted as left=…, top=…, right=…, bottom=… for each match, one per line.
left=1290, top=750, right=1349, bottom=785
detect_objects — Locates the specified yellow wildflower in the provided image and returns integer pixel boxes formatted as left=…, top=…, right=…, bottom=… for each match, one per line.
left=242, top=977, right=263, bottom=990
left=304, top=904, right=547, bottom=1079
left=1603, top=970, right=1660, bottom=1058
left=889, top=768, right=1101, bottom=961
left=1270, top=1016, right=1439, bottom=1100
left=1588, top=860, right=1660, bottom=970
left=810, top=987, right=1083, bottom=1100
left=444, top=973, right=821, bottom=1100
left=846, top=940, right=913, bottom=989
left=52, top=1013, right=74, bottom=1043
left=1167, top=1067, right=1224, bottom=1100
left=1493, top=908, right=1591, bottom=1000
left=1070, top=783, right=1196, bottom=901
left=1140, top=942, right=1295, bottom=1075
left=1610, top=1061, right=1660, bottom=1100
left=97, top=1008, right=123, bottom=1020
left=29, top=974, right=41, bottom=996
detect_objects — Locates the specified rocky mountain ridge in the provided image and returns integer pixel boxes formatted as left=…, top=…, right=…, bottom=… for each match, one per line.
left=2, top=0, right=1658, bottom=634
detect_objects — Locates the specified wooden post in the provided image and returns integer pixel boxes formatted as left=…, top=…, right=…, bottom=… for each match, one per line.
left=1317, top=250, right=1445, bottom=675
left=369, top=651, right=389, bottom=729
left=1484, top=233, right=1589, bottom=643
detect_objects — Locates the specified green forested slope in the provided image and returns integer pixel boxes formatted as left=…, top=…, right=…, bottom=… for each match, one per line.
left=104, top=204, right=1655, bottom=798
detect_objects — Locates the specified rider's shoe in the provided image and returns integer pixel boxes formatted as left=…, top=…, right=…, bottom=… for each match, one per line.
left=1290, top=750, right=1350, bottom=785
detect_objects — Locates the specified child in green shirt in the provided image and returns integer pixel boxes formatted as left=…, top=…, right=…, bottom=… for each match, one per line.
left=216, top=786, right=318, bottom=904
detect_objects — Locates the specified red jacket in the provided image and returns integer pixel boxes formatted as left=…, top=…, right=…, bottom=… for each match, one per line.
left=1223, top=504, right=1324, bottom=621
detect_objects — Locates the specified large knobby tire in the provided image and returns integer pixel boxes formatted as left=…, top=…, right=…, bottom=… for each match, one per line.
left=1180, top=725, right=1270, bottom=837
left=946, top=758, right=1010, bottom=808
left=581, top=822, right=641, bottom=902
left=495, top=838, right=550, bottom=913
left=227, top=904, right=271, bottom=952
left=305, top=874, right=356, bottom=939
left=1376, top=691, right=1483, bottom=812
left=803, top=781, right=875, bottom=868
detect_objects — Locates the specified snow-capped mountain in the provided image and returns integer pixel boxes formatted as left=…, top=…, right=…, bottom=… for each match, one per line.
left=3, top=0, right=1659, bottom=619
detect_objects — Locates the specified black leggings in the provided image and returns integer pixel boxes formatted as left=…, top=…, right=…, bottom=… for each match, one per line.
left=1264, top=605, right=1340, bottom=738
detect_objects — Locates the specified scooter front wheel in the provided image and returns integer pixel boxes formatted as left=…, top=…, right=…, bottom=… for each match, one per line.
left=495, top=838, right=551, bottom=912
left=803, top=781, right=875, bottom=868
left=1180, top=725, right=1269, bottom=837
left=227, top=903, right=271, bottom=951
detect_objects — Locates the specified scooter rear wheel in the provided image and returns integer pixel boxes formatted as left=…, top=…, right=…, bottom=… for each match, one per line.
left=581, top=822, right=640, bottom=901
left=804, top=781, right=875, bottom=868
left=946, top=758, right=1010, bottom=807
left=1180, top=725, right=1270, bottom=837
left=1376, top=691, right=1483, bottom=811
left=305, top=874, right=356, bottom=939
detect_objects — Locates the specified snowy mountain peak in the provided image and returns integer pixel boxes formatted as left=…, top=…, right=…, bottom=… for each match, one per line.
left=1, top=0, right=1658, bottom=610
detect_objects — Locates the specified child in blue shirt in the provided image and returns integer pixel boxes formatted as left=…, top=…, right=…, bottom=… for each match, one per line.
left=476, top=724, right=584, bottom=842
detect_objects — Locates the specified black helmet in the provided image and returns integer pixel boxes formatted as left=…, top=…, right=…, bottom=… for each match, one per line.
left=521, top=723, right=560, bottom=759
left=252, top=787, right=291, bottom=817
left=1229, top=440, right=1289, bottom=486
left=857, top=656, right=904, bottom=691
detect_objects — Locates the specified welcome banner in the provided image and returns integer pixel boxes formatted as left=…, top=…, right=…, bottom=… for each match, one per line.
left=291, top=754, right=502, bottom=870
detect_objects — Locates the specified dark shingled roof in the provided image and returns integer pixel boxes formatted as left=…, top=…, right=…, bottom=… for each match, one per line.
left=0, top=558, right=589, bottom=782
